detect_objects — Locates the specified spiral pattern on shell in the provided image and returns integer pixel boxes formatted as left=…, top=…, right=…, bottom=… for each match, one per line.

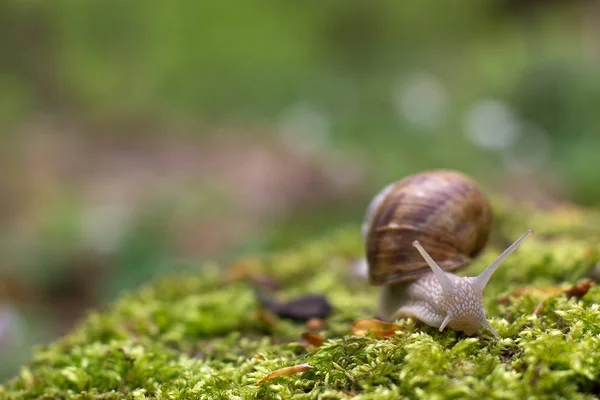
left=365, top=170, right=493, bottom=286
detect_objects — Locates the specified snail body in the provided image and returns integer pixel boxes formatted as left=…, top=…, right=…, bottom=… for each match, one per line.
left=363, top=170, right=532, bottom=337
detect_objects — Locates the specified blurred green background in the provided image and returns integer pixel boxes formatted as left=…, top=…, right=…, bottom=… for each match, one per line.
left=1, top=0, right=599, bottom=381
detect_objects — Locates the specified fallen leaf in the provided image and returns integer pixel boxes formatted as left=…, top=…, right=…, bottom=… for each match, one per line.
left=500, top=281, right=594, bottom=308
left=564, top=280, right=593, bottom=299
left=306, top=318, right=325, bottom=331
left=225, top=259, right=281, bottom=291
left=256, top=309, right=278, bottom=329
left=225, top=258, right=261, bottom=282
left=351, top=318, right=403, bottom=338
left=256, top=363, right=313, bottom=385
left=497, top=286, right=565, bottom=305
left=256, top=293, right=332, bottom=322
left=300, top=332, right=326, bottom=348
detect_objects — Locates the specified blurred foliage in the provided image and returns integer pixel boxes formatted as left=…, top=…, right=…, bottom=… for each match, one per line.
left=0, top=1, right=598, bottom=201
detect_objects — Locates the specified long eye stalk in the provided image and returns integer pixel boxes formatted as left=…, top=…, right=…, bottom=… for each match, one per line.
left=472, top=229, right=533, bottom=293
left=412, top=240, right=454, bottom=294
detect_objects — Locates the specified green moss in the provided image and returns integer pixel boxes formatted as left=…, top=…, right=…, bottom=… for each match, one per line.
left=2, top=201, right=600, bottom=399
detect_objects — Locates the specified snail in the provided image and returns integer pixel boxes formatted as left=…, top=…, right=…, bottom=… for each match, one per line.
left=363, top=170, right=533, bottom=337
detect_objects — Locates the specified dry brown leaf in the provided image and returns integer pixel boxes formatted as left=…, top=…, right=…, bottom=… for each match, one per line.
left=257, top=293, right=332, bottom=322
left=300, top=332, right=326, bottom=348
left=225, top=259, right=260, bottom=282
left=306, top=318, right=325, bottom=331
left=256, top=364, right=313, bottom=385
left=256, top=309, right=278, bottom=329
left=564, top=280, right=593, bottom=299
left=351, top=318, right=403, bottom=338
left=500, top=281, right=594, bottom=308
left=497, top=286, right=565, bottom=305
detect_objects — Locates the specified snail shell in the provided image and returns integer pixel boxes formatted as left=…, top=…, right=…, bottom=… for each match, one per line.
left=364, top=170, right=493, bottom=286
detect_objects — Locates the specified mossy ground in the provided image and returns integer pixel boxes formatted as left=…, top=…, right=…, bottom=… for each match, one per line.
left=2, top=201, right=600, bottom=399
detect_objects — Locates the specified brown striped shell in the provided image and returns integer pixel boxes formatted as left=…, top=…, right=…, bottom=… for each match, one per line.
left=364, top=170, right=493, bottom=286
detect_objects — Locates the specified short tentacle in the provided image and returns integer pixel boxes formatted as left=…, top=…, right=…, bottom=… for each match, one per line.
left=439, top=314, right=452, bottom=332
left=482, top=319, right=499, bottom=338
